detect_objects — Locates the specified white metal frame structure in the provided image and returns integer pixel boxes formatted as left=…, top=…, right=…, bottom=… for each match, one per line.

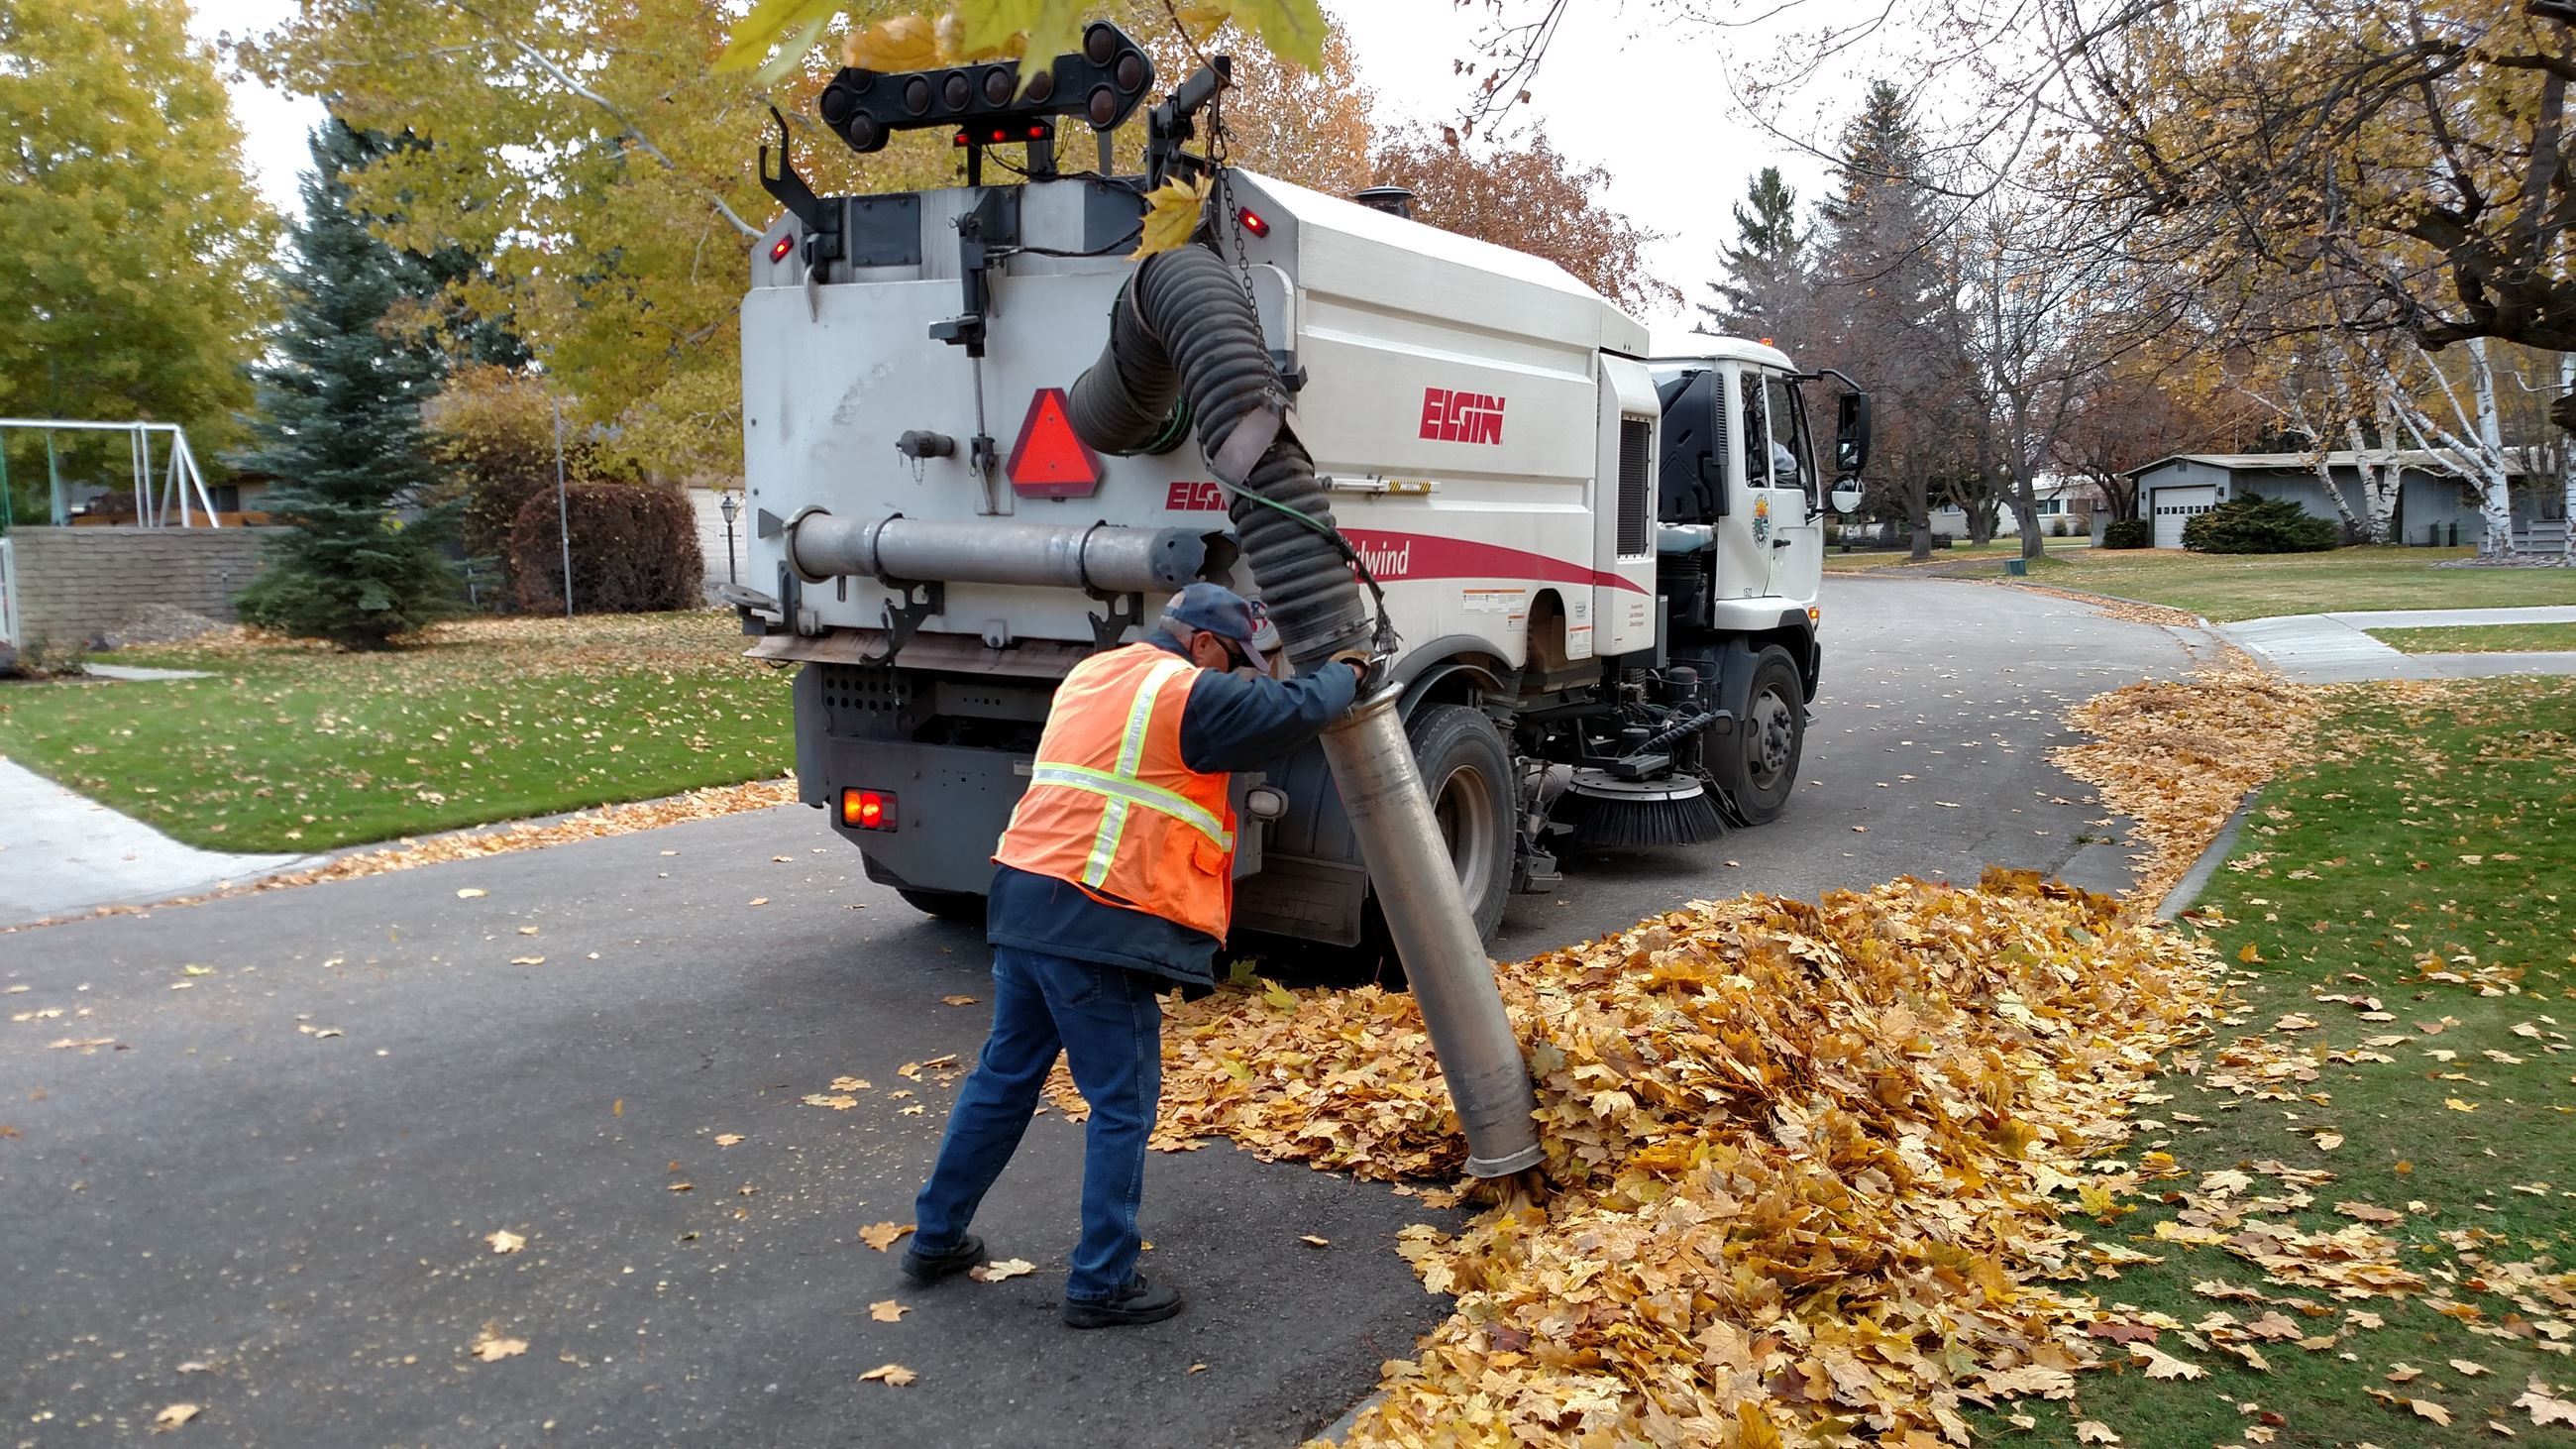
left=0, top=537, right=18, bottom=650
left=0, top=418, right=222, bottom=527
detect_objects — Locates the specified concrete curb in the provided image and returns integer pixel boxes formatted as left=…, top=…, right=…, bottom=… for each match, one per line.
left=1314, top=1391, right=1384, bottom=1444
left=2156, top=787, right=2261, bottom=921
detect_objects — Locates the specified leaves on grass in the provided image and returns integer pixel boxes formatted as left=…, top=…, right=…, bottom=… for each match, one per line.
left=858, top=1222, right=912, bottom=1252
left=2134, top=1344, right=2207, bottom=1380
left=858, top=1362, right=916, bottom=1387
left=2516, top=1380, right=2576, bottom=1426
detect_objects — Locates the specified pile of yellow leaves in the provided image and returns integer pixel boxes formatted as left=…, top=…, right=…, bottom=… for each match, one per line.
left=2054, top=662, right=2320, bottom=900
left=1164, top=872, right=2221, bottom=1445
left=1143, top=660, right=2333, bottom=1446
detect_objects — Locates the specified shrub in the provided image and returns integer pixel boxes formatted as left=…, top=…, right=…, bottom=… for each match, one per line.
left=426, top=365, right=640, bottom=605
left=508, top=482, right=704, bottom=613
left=2181, top=493, right=2339, bottom=554
left=2048, top=516, right=2070, bottom=537
left=2100, top=518, right=2151, bottom=549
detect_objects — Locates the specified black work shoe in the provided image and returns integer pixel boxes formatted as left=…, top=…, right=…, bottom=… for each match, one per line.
left=1061, top=1273, right=1185, bottom=1329
left=899, top=1232, right=985, bottom=1286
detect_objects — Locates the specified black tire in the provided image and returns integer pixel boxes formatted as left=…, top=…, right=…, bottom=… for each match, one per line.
left=896, top=887, right=988, bottom=926
left=1710, top=644, right=1804, bottom=826
left=1363, top=704, right=1515, bottom=947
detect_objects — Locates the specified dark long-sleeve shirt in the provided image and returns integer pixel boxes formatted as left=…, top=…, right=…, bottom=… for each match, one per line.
left=987, top=634, right=1359, bottom=987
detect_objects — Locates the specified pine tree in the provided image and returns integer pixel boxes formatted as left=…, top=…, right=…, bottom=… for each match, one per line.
left=1698, top=167, right=1807, bottom=338
left=234, top=120, right=460, bottom=647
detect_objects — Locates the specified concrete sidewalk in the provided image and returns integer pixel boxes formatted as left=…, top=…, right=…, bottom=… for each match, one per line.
left=0, top=759, right=314, bottom=924
left=2219, top=605, right=2576, bottom=683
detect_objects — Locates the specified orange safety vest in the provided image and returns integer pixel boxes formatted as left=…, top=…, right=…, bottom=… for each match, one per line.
left=994, top=641, right=1238, bottom=940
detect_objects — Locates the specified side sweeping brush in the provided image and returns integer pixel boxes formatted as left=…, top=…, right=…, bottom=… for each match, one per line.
left=1556, top=771, right=1728, bottom=847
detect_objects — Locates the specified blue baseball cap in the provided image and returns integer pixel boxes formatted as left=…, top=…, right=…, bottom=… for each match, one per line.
left=1161, top=582, right=1271, bottom=672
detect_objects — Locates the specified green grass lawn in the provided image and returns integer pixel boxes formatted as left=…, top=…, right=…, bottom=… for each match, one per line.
left=2024, top=546, right=2576, bottom=621
left=2369, top=621, right=2576, bottom=654
left=2006, top=676, right=2576, bottom=1446
left=0, top=613, right=793, bottom=851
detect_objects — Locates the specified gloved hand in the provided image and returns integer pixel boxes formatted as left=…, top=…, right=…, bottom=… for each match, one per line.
left=1329, top=647, right=1384, bottom=696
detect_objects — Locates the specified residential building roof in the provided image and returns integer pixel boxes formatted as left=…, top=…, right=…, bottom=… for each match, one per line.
left=2126, top=449, right=2544, bottom=480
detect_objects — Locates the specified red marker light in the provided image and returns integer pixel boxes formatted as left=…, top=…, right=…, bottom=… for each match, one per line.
left=840, top=787, right=898, bottom=832
left=769, top=235, right=796, bottom=262
left=1236, top=207, right=1269, bottom=237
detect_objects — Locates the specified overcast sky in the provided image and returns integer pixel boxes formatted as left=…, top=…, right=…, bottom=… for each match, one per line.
left=185, top=0, right=1883, bottom=332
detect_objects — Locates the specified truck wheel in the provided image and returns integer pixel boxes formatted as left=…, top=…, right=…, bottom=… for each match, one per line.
left=1365, top=704, right=1514, bottom=948
left=896, top=888, right=988, bottom=926
left=1712, top=645, right=1804, bottom=826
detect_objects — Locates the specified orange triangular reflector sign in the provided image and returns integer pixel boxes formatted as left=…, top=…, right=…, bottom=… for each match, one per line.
left=1007, top=388, right=1102, bottom=499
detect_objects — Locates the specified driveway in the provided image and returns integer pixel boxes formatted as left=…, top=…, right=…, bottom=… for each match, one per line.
left=0, top=578, right=2202, bottom=1447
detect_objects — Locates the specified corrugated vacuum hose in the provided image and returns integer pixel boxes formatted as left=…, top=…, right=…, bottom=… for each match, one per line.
left=1068, top=242, right=1545, bottom=1177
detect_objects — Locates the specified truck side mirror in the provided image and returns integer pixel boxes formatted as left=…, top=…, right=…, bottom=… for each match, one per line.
left=1829, top=485, right=1866, bottom=515
left=1836, top=390, right=1873, bottom=479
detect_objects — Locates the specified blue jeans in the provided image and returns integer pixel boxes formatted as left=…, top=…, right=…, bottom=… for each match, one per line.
left=912, top=946, right=1164, bottom=1303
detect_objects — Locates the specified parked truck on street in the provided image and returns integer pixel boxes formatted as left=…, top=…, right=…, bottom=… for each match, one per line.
left=724, top=25, right=1872, bottom=950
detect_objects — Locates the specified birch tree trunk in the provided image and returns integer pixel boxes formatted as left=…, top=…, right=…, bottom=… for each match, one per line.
left=2562, top=353, right=2576, bottom=557
left=2466, top=340, right=2520, bottom=557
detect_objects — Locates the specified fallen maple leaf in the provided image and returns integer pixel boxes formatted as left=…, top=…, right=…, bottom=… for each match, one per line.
left=456, top=888, right=486, bottom=899
left=2134, top=1345, right=2206, bottom=1381
left=714, top=1134, right=744, bottom=1147
left=154, top=1402, right=200, bottom=1429
left=470, top=1327, right=527, bottom=1363
left=941, top=995, right=979, bottom=1007
left=858, top=1363, right=916, bottom=1387
left=509, top=955, right=545, bottom=966
left=970, top=1258, right=1035, bottom=1282
left=2516, top=1381, right=2576, bottom=1426
left=2446, top=1097, right=2480, bottom=1112
left=486, top=1229, right=525, bottom=1255
left=2074, top=1422, right=2120, bottom=1445
left=2411, top=1397, right=2452, bottom=1426
left=1299, top=1235, right=1331, bottom=1248
left=859, top=1222, right=913, bottom=1252
left=2449, top=1358, right=2490, bottom=1377
left=869, top=1298, right=909, bottom=1322
left=747, top=897, right=769, bottom=907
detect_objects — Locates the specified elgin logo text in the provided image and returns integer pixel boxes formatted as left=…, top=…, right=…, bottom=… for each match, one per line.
left=1163, top=480, right=1227, bottom=511
left=1418, top=388, right=1506, bottom=445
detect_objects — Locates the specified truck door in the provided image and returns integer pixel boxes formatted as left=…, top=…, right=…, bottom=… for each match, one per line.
left=1762, top=371, right=1823, bottom=606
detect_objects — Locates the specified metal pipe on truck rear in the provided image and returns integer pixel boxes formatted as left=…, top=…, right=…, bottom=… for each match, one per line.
left=786, top=511, right=1222, bottom=594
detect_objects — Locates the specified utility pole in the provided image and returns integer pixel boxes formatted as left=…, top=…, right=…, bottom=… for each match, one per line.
left=552, top=394, right=574, bottom=618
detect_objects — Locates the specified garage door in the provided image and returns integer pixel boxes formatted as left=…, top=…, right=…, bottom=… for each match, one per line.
left=2152, top=486, right=2217, bottom=548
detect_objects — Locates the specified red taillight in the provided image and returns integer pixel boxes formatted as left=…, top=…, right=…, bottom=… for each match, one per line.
left=769, top=235, right=796, bottom=263
left=840, top=788, right=898, bottom=832
left=1236, top=206, right=1269, bottom=237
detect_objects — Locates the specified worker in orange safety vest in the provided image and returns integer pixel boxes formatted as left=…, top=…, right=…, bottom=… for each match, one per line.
left=901, top=583, right=1365, bottom=1327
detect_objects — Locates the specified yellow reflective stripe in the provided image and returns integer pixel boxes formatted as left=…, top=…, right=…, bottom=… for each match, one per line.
left=1082, top=797, right=1128, bottom=887
left=1031, top=763, right=1233, bottom=849
left=1118, top=658, right=1195, bottom=775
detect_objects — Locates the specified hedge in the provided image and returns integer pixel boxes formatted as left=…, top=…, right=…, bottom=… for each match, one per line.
left=507, top=483, right=704, bottom=613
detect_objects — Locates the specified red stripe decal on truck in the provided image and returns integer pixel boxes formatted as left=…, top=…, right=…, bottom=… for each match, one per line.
left=1337, top=529, right=1651, bottom=595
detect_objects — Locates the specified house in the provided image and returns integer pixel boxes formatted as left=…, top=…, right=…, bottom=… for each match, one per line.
left=1926, top=474, right=2105, bottom=540
left=2125, top=451, right=2571, bottom=550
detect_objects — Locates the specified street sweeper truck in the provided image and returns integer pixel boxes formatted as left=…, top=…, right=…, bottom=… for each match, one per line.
left=723, top=24, right=1872, bottom=955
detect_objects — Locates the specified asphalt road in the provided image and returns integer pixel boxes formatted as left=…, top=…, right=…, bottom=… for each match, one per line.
left=0, top=578, right=2203, bottom=1448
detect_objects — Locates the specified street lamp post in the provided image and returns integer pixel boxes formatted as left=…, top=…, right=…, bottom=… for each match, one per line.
left=718, top=491, right=740, bottom=584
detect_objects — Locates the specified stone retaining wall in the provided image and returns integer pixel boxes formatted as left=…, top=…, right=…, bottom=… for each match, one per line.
left=2, top=525, right=275, bottom=648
